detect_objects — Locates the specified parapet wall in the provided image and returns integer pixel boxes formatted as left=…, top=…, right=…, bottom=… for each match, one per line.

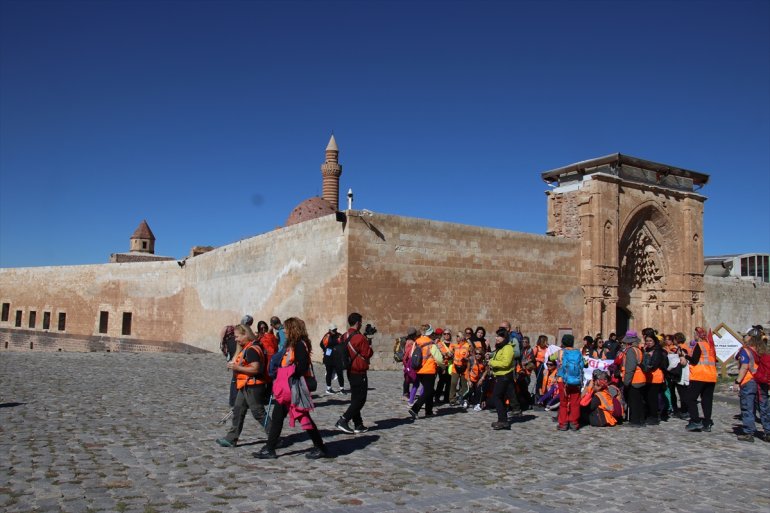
left=345, top=212, right=584, bottom=369
left=704, top=275, right=770, bottom=332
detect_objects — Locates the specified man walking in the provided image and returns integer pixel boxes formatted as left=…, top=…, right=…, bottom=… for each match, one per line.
left=270, top=316, right=286, bottom=351
left=335, top=312, right=374, bottom=434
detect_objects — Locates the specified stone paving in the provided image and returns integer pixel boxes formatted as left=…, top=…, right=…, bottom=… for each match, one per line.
left=1, top=351, right=768, bottom=513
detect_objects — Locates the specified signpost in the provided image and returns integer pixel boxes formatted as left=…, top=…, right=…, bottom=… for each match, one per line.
left=712, top=322, right=744, bottom=378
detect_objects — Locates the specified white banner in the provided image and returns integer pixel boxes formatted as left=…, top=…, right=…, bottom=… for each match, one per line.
left=584, top=357, right=614, bottom=383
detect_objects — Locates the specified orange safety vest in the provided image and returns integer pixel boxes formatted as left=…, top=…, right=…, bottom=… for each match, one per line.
left=533, top=345, right=547, bottom=366
left=595, top=389, right=617, bottom=426
left=416, top=336, right=438, bottom=374
left=280, top=340, right=313, bottom=377
left=540, top=368, right=558, bottom=395
left=740, top=347, right=758, bottom=386
left=234, top=341, right=266, bottom=389
left=621, top=346, right=646, bottom=385
left=467, top=359, right=485, bottom=383
left=451, top=341, right=470, bottom=369
left=689, top=340, right=717, bottom=383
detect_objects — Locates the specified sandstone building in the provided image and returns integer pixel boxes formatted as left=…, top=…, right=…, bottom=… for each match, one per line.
left=1, top=138, right=768, bottom=366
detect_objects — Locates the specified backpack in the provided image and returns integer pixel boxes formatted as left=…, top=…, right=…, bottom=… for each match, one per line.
left=337, top=332, right=362, bottom=371
left=751, top=348, right=770, bottom=385
left=393, top=337, right=407, bottom=363
left=410, top=341, right=431, bottom=371
left=221, top=325, right=236, bottom=358
left=558, top=349, right=583, bottom=386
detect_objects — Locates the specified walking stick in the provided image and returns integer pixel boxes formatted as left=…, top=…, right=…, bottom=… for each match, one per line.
left=218, top=409, right=233, bottom=425
left=264, top=394, right=274, bottom=429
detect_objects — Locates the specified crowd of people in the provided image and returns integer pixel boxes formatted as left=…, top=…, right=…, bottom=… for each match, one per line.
left=395, top=321, right=770, bottom=439
left=214, top=312, right=770, bottom=459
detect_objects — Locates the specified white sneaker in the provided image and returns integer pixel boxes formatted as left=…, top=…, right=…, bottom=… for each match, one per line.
left=462, top=400, right=468, bottom=408
left=473, top=404, right=482, bottom=412
left=325, top=387, right=336, bottom=394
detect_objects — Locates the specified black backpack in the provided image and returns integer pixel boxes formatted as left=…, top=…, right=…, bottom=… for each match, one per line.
left=410, top=341, right=433, bottom=370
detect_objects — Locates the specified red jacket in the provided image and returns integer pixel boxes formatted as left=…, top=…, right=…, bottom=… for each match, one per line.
left=345, top=328, right=373, bottom=374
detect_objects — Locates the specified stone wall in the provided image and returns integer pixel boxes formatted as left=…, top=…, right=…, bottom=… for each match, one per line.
left=345, top=212, right=584, bottom=369
left=704, top=275, right=770, bottom=332
left=180, top=213, right=348, bottom=353
left=0, top=214, right=349, bottom=356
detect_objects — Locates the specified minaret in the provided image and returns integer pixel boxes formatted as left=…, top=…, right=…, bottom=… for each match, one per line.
left=321, top=135, right=342, bottom=210
left=129, top=220, right=156, bottom=254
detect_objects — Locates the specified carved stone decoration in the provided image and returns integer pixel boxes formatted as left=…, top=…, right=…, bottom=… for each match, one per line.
left=621, top=229, right=662, bottom=289
left=600, top=267, right=617, bottom=284
left=602, top=286, right=612, bottom=297
left=692, top=292, right=700, bottom=302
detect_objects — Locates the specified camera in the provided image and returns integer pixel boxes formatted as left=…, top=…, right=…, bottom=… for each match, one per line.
left=364, top=324, right=378, bottom=338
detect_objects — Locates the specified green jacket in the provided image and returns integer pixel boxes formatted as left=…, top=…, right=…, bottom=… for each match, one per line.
left=489, top=344, right=515, bottom=376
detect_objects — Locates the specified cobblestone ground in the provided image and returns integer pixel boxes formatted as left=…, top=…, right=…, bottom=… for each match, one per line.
left=0, top=351, right=768, bottom=513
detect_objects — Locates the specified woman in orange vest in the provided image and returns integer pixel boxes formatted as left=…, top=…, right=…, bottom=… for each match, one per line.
left=408, top=324, right=445, bottom=419
left=449, top=331, right=471, bottom=406
left=642, top=332, right=666, bottom=425
left=734, top=328, right=770, bottom=442
left=620, top=330, right=647, bottom=427
left=466, top=348, right=488, bottom=411
left=585, top=370, right=618, bottom=427
left=216, top=324, right=268, bottom=448
left=684, top=327, right=718, bottom=432
left=254, top=317, right=329, bottom=459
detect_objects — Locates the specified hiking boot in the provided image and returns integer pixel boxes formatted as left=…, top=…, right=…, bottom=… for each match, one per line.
left=491, top=421, right=510, bottom=430
left=685, top=421, right=704, bottom=432
left=407, top=408, right=418, bottom=420
left=702, top=421, right=713, bottom=432
left=216, top=438, right=235, bottom=448
left=253, top=446, right=277, bottom=459
left=737, top=433, right=755, bottom=443
left=759, top=432, right=770, bottom=442
left=353, top=424, right=369, bottom=434
left=335, top=417, right=355, bottom=434
left=557, top=424, right=569, bottom=431
left=305, top=446, right=331, bottom=459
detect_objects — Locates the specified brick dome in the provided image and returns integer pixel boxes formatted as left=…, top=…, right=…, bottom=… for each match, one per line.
left=285, top=196, right=336, bottom=227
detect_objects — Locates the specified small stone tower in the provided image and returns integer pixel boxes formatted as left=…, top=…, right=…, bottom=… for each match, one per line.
left=321, top=135, right=342, bottom=210
left=129, top=220, right=156, bottom=254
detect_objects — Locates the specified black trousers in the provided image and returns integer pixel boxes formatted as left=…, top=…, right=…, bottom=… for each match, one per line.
left=411, top=373, right=436, bottom=415
left=686, top=380, right=715, bottom=423
left=342, top=372, right=368, bottom=426
left=324, top=360, right=345, bottom=388
left=493, top=373, right=517, bottom=422
left=435, top=369, right=450, bottom=402
left=645, top=383, right=661, bottom=421
left=626, top=385, right=645, bottom=425
left=266, top=401, right=323, bottom=451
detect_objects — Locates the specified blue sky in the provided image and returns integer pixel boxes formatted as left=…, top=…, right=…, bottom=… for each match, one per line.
left=1, top=0, right=768, bottom=267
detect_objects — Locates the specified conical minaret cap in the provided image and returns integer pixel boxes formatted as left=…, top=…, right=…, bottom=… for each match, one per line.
left=326, top=135, right=338, bottom=152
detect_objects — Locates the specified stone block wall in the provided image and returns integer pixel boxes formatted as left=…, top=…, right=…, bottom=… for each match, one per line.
left=704, top=275, right=770, bottom=332
left=180, top=213, right=348, bottom=353
left=344, top=212, right=584, bottom=369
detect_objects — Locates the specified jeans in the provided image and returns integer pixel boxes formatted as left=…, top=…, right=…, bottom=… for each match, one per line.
left=342, top=372, right=368, bottom=426
left=740, top=380, right=770, bottom=434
